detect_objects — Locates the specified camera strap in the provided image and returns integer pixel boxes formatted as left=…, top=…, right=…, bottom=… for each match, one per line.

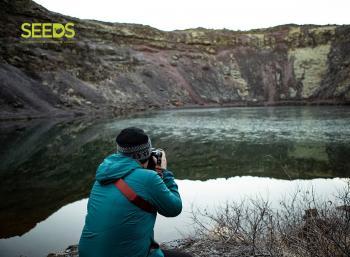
left=114, top=178, right=157, bottom=214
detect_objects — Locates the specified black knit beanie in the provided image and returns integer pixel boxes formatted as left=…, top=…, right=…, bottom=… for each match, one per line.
left=116, top=127, right=152, bottom=162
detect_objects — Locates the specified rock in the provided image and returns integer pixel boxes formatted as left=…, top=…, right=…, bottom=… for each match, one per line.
left=223, top=67, right=231, bottom=75
left=47, top=245, right=78, bottom=257
left=171, top=99, right=184, bottom=107
left=170, top=60, right=178, bottom=66
left=206, top=47, right=216, bottom=54
left=289, top=87, right=297, bottom=98
left=202, top=65, right=210, bottom=71
left=142, top=69, right=153, bottom=78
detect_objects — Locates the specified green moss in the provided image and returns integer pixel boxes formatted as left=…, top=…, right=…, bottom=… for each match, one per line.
left=335, top=78, right=350, bottom=96
left=288, top=44, right=331, bottom=98
left=309, top=26, right=336, bottom=35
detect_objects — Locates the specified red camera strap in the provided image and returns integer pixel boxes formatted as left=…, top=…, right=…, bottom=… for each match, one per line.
left=114, top=178, right=157, bottom=214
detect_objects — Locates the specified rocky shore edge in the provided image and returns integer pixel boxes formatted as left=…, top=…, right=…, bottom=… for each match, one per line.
left=47, top=238, right=235, bottom=257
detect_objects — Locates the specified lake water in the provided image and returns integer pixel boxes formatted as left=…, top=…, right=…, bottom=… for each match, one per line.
left=0, top=106, right=349, bottom=257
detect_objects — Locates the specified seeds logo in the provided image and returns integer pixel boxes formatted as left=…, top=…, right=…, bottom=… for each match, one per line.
left=20, top=22, right=75, bottom=42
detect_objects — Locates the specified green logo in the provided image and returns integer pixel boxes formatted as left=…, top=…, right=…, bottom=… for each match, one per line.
left=21, top=22, right=75, bottom=39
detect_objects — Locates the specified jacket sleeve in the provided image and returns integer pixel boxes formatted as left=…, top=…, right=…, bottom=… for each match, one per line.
left=146, top=170, right=182, bottom=217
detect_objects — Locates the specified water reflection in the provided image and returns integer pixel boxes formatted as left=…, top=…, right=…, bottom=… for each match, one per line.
left=0, top=106, right=349, bottom=255
left=0, top=177, right=347, bottom=257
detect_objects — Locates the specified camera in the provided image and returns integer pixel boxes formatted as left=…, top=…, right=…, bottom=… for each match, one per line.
left=147, top=148, right=163, bottom=171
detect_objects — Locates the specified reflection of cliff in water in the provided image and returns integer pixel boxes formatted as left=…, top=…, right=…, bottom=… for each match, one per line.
left=155, top=137, right=350, bottom=180
left=0, top=119, right=113, bottom=238
left=0, top=116, right=349, bottom=238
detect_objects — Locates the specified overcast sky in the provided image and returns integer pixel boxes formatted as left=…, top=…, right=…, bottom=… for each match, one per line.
left=35, top=0, right=350, bottom=31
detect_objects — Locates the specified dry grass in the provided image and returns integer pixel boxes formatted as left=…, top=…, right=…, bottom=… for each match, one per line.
left=186, top=179, right=350, bottom=257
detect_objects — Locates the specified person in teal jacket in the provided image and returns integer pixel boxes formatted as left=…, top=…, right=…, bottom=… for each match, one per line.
left=79, top=127, right=192, bottom=257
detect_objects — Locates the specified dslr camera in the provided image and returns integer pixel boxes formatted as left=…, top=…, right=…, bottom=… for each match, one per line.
left=147, top=148, right=163, bottom=171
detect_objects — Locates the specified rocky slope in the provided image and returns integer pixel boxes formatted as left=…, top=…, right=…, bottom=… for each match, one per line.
left=1, top=0, right=350, bottom=120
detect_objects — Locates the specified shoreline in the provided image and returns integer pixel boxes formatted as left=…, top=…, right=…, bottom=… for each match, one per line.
left=1, top=100, right=350, bottom=122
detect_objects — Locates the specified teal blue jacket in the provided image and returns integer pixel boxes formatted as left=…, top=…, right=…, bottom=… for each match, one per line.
left=79, top=153, right=182, bottom=257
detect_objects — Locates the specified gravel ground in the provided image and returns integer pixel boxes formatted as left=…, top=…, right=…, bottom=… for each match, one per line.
left=47, top=238, right=268, bottom=257
left=162, top=238, right=272, bottom=257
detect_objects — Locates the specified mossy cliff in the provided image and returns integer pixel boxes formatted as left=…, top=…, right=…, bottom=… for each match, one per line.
left=1, top=0, right=350, bottom=119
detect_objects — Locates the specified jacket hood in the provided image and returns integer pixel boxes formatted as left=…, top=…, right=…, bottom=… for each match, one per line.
left=96, top=153, right=142, bottom=184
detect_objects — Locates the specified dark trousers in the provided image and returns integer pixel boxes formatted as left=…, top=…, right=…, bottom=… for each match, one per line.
left=162, top=249, right=193, bottom=257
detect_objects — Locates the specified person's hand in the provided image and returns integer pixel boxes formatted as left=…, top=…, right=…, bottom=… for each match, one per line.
left=160, top=150, right=167, bottom=170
